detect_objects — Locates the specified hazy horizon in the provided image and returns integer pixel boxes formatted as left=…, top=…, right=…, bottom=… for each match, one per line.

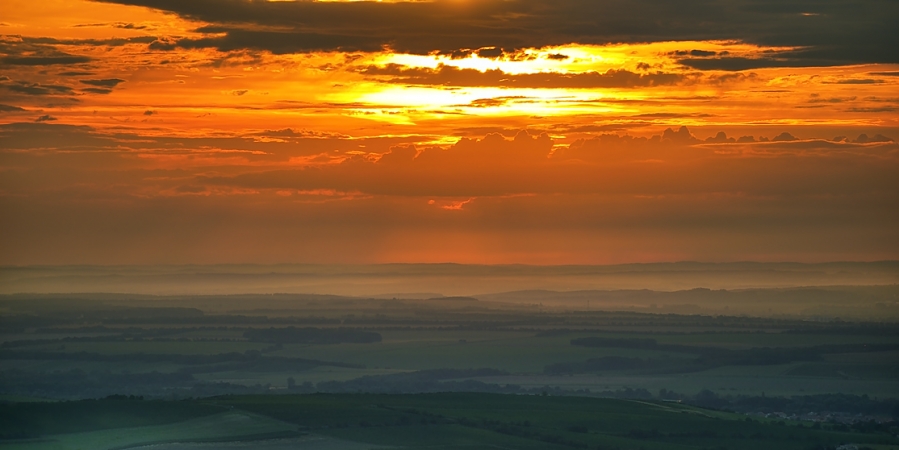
left=3, top=261, right=897, bottom=297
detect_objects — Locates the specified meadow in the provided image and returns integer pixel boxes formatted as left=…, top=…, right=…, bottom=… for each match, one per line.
left=2, top=394, right=897, bottom=450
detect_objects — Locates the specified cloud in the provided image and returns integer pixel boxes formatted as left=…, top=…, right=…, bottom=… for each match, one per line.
left=441, top=198, right=475, bottom=210
left=80, top=78, right=126, bottom=87
left=95, top=0, right=899, bottom=68
left=678, top=57, right=813, bottom=71
left=0, top=122, right=427, bottom=157
left=0, top=55, right=92, bottom=66
left=0, top=104, right=26, bottom=112
left=18, top=35, right=158, bottom=47
left=81, top=87, right=114, bottom=94
left=184, top=126, right=899, bottom=200
left=0, top=36, right=153, bottom=73
left=34, top=114, right=57, bottom=122
left=772, top=132, right=798, bottom=142
left=0, top=39, right=93, bottom=68
left=360, top=64, right=687, bottom=88
left=705, top=132, right=735, bottom=143
left=846, top=106, right=898, bottom=113
left=73, top=22, right=150, bottom=30
left=3, top=82, right=74, bottom=96
left=854, top=134, right=894, bottom=143
left=5, top=122, right=895, bottom=201
left=827, top=79, right=884, bottom=85
left=2, top=122, right=896, bottom=264
left=808, top=96, right=857, bottom=104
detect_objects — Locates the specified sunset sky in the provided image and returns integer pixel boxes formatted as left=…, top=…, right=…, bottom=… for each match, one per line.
left=1, top=0, right=897, bottom=265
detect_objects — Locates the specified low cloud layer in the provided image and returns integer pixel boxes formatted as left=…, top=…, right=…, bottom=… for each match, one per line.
left=2, top=122, right=896, bottom=264
left=98, top=0, right=899, bottom=68
left=359, top=65, right=687, bottom=88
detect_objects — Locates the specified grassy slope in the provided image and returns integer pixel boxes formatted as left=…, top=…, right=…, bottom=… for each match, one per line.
left=2, top=393, right=897, bottom=449
left=0, top=400, right=222, bottom=438
left=0, top=411, right=297, bottom=450
left=4, top=328, right=898, bottom=398
left=221, top=393, right=899, bottom=450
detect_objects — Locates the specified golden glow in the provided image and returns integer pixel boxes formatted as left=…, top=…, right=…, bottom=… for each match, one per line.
left=2, top=0, right=896, bottom=136
left=378, top=41, right=794, bottom=75
left=1, top=0, right=898, bottom=265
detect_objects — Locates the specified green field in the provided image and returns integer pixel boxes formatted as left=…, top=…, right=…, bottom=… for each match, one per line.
left=3, top=394, right=896, bottom=450
left=0, top=411, right=297, bottom=450
left=18, top=341, right=272, bottom=356
left=5, top=327, right=898, bottom=399
left=127, top=435, right=389, bottom=450
left=2, top=293, right=898, bottom=427
left=267, top=329, right=893, bottom=372
left=212, top=393, right=899, bottom=450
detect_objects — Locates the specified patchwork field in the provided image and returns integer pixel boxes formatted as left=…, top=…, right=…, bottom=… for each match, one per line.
left=3, top=394, right=897, bottom=450
left=2, top=291, right=897, bottom=449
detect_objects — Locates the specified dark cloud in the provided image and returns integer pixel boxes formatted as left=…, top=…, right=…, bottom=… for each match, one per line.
left=80, top=78, right=126, bottom=88
left=73, top=22, right=150, bottom=30
left=360, top=64, right=686, bottom=88
left=678, top=57, right=829, bottom=71
left=0, top=39, right=93, bottom=68
left=0, top=104, right=26, bottom=112
left=808, top=96, right=856, bottom=103
left=3, top=82, right=74, bottom=96
left=475, top=47, right=504, bottom=59
left=705, top=131, right=736, bottom=143
left=690, top=50, right=717, bottom=57
left=854, top=134, right=894, bottom=143
left=0, top=36, right=156, bottom=71
left=827, top=79, right=884, bottom=85
left=0, top=122, right=428, bottom=157
left=96, top=0, right=899, bottom=68
left=160, top=28, right=385, bottom=53
left=114, top=23, right=149, bottom=30
left=464, top=97, right=530, bottom=108
left=670, top=49, right=719, bottom=57
left=81, top=87, right=114, bottom=94
left=848, top=106, right=898, bottom=113
left=0, top=55, right=92, bottom=66
left=19, top=36, right=158, bottom=47
left=34, top=114, right=57, bottom=122
left=773, top=132, right=798, bottom=142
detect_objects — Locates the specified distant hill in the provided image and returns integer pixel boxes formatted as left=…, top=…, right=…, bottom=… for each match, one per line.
left=474, top=285, right=899, bottom=319
left=1, top=262, right=896, bottom=300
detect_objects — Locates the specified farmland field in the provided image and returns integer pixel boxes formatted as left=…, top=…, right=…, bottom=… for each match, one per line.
left=0, top=412, right=297, bottom=450
left=5, top=394, right=896, bottom=450
left=2, top=290, right=898, bottom=449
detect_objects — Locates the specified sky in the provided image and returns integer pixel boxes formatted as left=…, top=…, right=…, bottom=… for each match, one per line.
left=0, top=0, right=897, bottom=265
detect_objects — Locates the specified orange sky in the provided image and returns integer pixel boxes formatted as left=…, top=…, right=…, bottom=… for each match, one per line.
left=1, top=0, right=897, bottom=264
